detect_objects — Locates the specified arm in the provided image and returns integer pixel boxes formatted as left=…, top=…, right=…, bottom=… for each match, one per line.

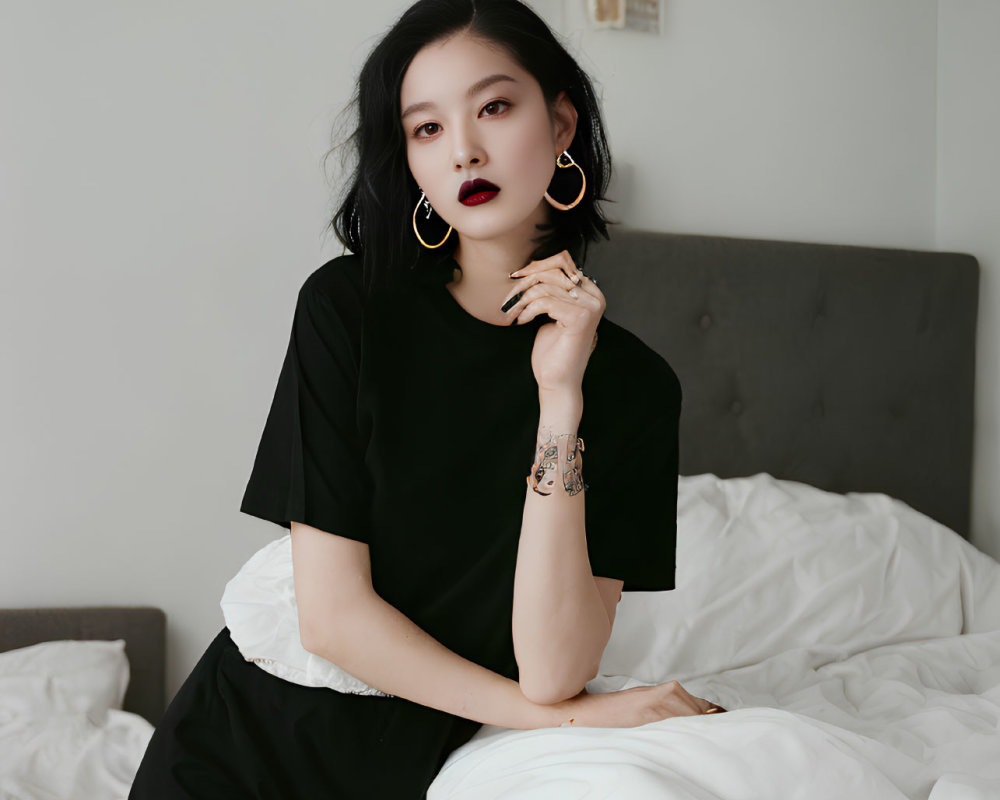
left=290, top=521, right=565, bottom=729
left=510, top=388, right=620, bottom=705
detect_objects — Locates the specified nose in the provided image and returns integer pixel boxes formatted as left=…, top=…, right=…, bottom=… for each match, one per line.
left=451, top=122, right=486, bottom=171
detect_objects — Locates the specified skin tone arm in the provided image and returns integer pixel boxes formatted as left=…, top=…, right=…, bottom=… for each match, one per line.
left=499, top=251, right=619, bottom=707
left=291, top=520, right=570, bottom=729
left=511, top=388, right=618, bottom=705
left=293, top=511, right=722, bottom=730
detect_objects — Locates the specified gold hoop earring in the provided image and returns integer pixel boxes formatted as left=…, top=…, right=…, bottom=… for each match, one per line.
left=543, top=150, right=586, bottom=211
left=412, top=189, right=453, bottom=249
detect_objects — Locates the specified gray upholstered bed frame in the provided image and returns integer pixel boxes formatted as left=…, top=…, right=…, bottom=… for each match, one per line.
left=587, top=228, right=978, bottom=540
left=0, top=606, right=165, bottom=725
left=0, top=227, right=979, bottom=728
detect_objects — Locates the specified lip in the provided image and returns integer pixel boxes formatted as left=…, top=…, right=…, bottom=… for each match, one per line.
left=458, top=177, right=501, bottom=203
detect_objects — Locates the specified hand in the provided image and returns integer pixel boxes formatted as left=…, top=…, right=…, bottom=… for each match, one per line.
left=500, top=250, right=606, bottom=394
left=546, top=680, right=728, bottom=729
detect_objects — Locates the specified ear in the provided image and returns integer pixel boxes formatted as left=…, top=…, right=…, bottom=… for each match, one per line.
left=551, top=90, right=579, bottom=154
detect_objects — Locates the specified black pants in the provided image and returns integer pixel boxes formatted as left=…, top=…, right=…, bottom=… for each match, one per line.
left=129, top=626, right=482, bottom=799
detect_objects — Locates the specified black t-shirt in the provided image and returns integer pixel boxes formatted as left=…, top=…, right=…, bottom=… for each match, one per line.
left=239, top=247, right=682, bottom=684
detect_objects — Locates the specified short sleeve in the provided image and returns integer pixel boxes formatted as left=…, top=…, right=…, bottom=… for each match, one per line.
left=239, top=274, right=372, bottom=542
left=584, top=389, right=680, bottom=592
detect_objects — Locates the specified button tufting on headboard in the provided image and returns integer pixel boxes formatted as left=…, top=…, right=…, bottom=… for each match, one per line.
left=580, top=228, right=979, bottom=539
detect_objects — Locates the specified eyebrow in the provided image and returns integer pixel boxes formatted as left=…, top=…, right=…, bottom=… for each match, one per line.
left=401, top=73, right=518, bottom=121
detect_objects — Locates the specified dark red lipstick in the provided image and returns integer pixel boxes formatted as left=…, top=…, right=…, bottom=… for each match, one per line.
left=459, top=178, right=501, bottom=206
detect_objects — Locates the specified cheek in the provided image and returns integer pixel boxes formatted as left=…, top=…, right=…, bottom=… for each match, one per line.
left=406, top=144, right=429, bottom=186
left=406, top=136, right=444, bottom=184
left=504, top=122, right=557, bottom=190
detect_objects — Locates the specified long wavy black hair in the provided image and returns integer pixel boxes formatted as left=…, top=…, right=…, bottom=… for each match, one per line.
left=323, top=0, right=617, bottom=295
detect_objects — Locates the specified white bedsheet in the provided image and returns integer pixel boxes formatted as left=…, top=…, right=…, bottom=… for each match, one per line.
left=0, top=639, right=154, bottom=800
left=428, top=473, right=1000, bottom=800
left=0, top=709, right=154, bottom=800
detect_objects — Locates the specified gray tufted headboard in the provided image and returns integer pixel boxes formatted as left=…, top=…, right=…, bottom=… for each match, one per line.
left=0, top=606, right=166, bottom=726
left=585, top=228, right=979, bottom=540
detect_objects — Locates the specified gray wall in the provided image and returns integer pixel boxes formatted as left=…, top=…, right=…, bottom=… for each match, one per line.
left=936, top=0, right=1000, bottom=574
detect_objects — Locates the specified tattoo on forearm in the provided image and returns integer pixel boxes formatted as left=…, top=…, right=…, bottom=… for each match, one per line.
left=527, top=427, right=588, bottom=497
left=562, top=433, right=585, bottom=495
left=530, top=435, right=559, bottom=496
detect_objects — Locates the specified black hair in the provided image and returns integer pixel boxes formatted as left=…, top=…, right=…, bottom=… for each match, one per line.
left=323, top=0, right=617, bottom=295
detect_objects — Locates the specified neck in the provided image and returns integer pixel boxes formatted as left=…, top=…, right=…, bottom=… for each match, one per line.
left=450, top=203, right=551, bottom=288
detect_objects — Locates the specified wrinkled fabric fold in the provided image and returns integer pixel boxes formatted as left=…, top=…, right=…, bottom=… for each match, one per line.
left=220, top=534, right=392, bottom=697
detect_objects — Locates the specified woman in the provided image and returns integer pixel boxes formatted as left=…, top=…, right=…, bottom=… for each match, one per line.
left=129, top=1, right=723, bottom=797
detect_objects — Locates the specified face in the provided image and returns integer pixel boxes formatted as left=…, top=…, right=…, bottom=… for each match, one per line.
left=400, top=31, right=577, bottom=250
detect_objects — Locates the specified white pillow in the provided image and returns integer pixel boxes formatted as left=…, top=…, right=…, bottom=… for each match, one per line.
left=593, top=472, right=1000, bottom=686
left=221, top=534, right=392, bottom=696
left=0, top=638, right=130, bottom=726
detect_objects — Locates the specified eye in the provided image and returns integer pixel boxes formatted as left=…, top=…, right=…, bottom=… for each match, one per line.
left=481, top=99, right=511, bottom=117
left=412, top=99, right=512, bottom=139
left=413, top=122, right=441, bottom=138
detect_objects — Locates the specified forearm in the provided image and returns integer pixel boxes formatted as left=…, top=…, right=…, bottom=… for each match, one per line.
left=512, top=388, right=612, bottom=705
left=304, top=591, right=563, bottom=730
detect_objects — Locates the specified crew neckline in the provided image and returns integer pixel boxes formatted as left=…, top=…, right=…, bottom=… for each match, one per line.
left=424, top=252, right=544, bottom=341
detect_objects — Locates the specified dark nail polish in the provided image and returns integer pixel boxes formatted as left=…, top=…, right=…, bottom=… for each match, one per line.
left=500, top=292, right=522, bottom=313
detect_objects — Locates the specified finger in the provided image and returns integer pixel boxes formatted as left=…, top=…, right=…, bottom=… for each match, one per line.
left=693, top=695, right=726, bottom=715
left=574, top=272, right=603, bottom=300
left=563, top=278, right=600, bottom=307
left=502, top=280, right=599, bottom=317
left=662, top=692, right=705, bottom=718
left=502, top=268, right=578, bottom=310
left=511, top=250, right=584, bottom=287
left=669, top=683, right=714, bottom=717
left=503, top=279, right=594, bottom=315
left=509, top=254, right=604, bottom=304
left=505, top=270, right=602, bottom=307
left=505, top=281, right=598, bottom=322
left=512, top=293, right=591, bottom=328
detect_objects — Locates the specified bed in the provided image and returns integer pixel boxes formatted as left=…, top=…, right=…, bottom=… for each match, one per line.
left=0, top=606, right=165, bottom=798
left=4, top=228, right=995, bottom=800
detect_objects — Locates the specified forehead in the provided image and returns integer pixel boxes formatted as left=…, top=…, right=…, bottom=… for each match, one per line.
left=400, top=33, right=526, bottom=104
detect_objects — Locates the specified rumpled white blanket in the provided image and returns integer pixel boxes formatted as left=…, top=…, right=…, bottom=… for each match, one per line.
left=221, top=472, right=1000, bottom=800
left=0, top=639, right=155, bottom=800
